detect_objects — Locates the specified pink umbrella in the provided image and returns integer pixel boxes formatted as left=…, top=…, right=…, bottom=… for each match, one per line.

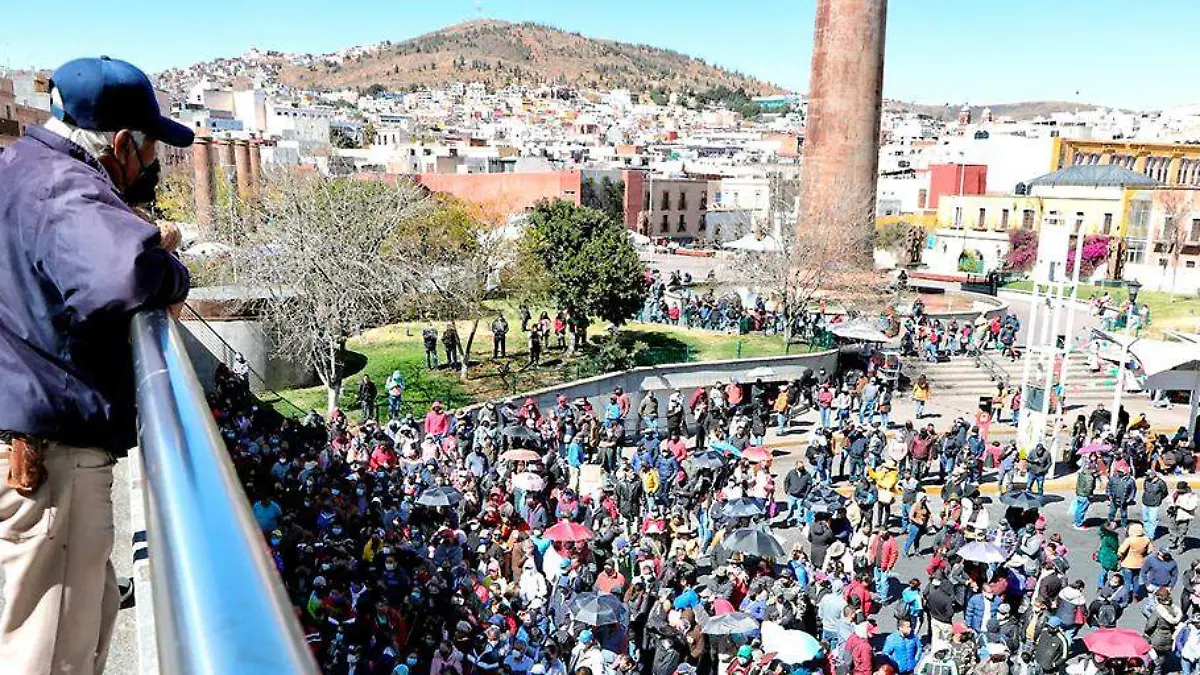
left=500, top=449, right=542, bottom=462
left=742, top=446, right=772, bottom=463
left=1078, top=443, right=1111, bottom=456
left=545, top=520, right=596, bottom=542
left=1083, top=628, right=1151, bottom=658
left=712, top=599, right=735, bottom=615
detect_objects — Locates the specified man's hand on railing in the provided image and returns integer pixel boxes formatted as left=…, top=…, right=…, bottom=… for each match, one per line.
left=167, top=302, right=183, bottom=320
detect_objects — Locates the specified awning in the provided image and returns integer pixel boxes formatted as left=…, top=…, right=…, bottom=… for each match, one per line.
left=830, top=319, right=893, bottom=343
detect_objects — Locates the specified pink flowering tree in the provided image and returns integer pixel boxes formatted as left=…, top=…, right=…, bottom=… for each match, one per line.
left=1067, top=235, right=1111, bottom=278
left=1004, top=229, right=1038, bottom=271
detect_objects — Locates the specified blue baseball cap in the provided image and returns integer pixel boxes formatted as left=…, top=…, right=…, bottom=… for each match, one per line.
left=50, top=56, right=193, bottom=147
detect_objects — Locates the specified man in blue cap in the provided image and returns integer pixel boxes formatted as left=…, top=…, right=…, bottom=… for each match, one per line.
left=0, top=56, right=191, bottom=673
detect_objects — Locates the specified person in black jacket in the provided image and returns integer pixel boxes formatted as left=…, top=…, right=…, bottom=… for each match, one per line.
left=924, top=578, right=956, bottom=649
left=355, top=375, right=378, bottom=421
left=780, top=466, right=812, bottom=527
left=1143, top=469, right=1169, bottom=540
left=1034, top=616, right=1070, bottom=675
left=1107, top=466, right=1137, bottom=529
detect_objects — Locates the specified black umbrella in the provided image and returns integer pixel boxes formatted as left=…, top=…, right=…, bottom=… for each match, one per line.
left=722, top=497, right=765, bottom=519
left=569, top=592, right=628, bottom=626
left=416, top=486, right=462, bottom=507
left=721, top=527, right=785, bottom=559
left=691, top=450, right=725, bottom=470
left=502, top=424, right=539, bottom=441
left=999, top=490, right=1063, bottom=509
left=702, top=611, right=759, bottom=635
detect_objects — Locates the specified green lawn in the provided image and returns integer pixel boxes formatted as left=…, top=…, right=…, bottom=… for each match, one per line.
left=1002, top=280, right=1200, bottom=338
left=274, top=310, right=814, bottom=418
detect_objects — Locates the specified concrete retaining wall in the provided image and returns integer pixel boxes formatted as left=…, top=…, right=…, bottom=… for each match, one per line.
left=179, top=318, right=314, bottom=392
left=502, top=349, right=840, bottom=418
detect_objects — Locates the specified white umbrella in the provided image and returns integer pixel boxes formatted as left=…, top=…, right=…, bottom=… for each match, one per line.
left=745, top=366, right=777, bottom=380
left=512, top=472, right=545, bottom=491
left=761, top=621, right=822, bottom=663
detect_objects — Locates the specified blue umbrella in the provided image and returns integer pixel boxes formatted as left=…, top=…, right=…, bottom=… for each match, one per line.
left=710, top=441, right=740, bottom=457
left=691, top=450, right=725, bottom=469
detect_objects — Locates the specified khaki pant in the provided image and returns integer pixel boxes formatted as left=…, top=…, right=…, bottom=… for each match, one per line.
left=0, top=443, right=118, bottom=674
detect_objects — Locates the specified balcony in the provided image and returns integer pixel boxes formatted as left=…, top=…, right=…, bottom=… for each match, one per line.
left=128, top=310, right=317, bottom=674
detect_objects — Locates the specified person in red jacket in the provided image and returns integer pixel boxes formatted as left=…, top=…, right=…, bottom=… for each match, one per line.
left=844, top=621, right=876, bottom=675
left=844, top=573, right=874, bottom=618
left=424, top=401, right=450, bottom=438
left=869, top=529, right=901, bottom=601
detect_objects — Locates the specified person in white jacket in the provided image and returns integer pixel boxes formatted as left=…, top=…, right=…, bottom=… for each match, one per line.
left=518, top=560, right=548, bottom=610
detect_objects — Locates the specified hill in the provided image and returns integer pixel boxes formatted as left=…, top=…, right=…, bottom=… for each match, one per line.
left=157, top=20, right=782, bottom=96
left=884, top=100, right=1119, bottom=121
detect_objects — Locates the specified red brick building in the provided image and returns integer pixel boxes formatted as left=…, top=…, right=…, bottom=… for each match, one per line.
left=414, top=171, right=582, bottom=216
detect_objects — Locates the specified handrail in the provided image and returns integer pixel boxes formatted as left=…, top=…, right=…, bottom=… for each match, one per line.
left=130, top=310, right=319, bottom=675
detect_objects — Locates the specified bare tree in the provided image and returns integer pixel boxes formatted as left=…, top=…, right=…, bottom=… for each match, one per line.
left=403, top=197, right=515, bottom=378
left=1156, top=189, right=1196, bottom=301
left=232, top=169, right=433, bottom=413
left=734, top=172, right=882, bottom=343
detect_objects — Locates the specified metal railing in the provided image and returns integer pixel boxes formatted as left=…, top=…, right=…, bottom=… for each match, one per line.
left=130, top=310, right=318, bottom=675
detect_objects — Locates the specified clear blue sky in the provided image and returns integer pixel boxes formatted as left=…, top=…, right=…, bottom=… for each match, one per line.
left=3, top=0, right=1195, bottom=110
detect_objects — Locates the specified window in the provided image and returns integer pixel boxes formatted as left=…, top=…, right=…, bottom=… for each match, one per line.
left=699, top=193, right=707, bottom=211
left=678, top=191, right=688, bottom=210
left=1103, top=213, right=1113, bottom=235
left=1046, top=210, right=1061, bottom=227
left=953, top=207, right=963, bottom=228
left=677, top=214, right=687, bottom=233
left=660, top=214, right=669, bottom=234
left=1190, top=218, right=1200, bottom=242
left=660, top=190, right=670, bottom=210
left=698, top=214, right=707, bottom=232
left=1001, top=209, right=1010, bottom=229
left=1127, top=200, right=1151, bottom=238
left=977, top=208, right=986, bottom=229
left=1022, top=209, right=1035, bottom=228
left=1074, top=212, right=1085, bottom=230
left=1163, top=215, right=1177, bottom=243
left=1187, top=260, right=1197, bottom=269
left=1126, top=239, right=1147, bottom=264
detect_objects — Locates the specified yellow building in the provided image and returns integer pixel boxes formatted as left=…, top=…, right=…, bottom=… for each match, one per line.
left=1051, top=137, right=1200, bottom=187
left=935, top=164, right=1157, bottom=237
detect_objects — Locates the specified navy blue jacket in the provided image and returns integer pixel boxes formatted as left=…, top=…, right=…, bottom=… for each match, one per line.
left=0, top=126, right=189, bottom=454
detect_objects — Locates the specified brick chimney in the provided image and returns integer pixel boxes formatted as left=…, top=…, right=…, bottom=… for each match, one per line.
left=233, top=139, right=251, bottom=201
left=192, top=135, right=214, bottom=230
left=248, top=137, right=262, bottom=201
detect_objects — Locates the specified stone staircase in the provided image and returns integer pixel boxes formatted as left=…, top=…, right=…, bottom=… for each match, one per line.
left=904, top=350, right=1118, bottom=409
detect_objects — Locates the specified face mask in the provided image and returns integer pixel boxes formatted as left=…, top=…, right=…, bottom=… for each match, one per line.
left=270, top=537, right=281, bottom=547
left=385, top=563, right=397, bottom=571
left=406, top=657, right=419, bottom=667
left=119, top=137, right=161, bottom=205
left=332, top=527, right=343, bottom=536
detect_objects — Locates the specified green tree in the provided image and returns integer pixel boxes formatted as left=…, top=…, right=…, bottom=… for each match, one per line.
left=520, top=200, right=647, bottom=346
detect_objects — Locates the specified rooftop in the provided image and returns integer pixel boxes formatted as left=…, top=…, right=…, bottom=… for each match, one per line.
left=1027, top=164, right=1161, bottom=188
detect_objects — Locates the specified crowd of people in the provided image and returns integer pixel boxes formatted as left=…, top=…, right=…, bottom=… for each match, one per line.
left=214, top=334, right=1199, bottom=675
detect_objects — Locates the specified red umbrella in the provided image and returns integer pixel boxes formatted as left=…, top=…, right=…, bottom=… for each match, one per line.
left=545, top=520, right=596, bottom=542
left=1083, top=628, right=1151, bottom=658
left=742, top=446, right=772, bottom=463
left=712, top=599, right=735, bottom=615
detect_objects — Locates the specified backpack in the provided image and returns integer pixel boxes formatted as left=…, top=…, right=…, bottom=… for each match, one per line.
left=1091, top=597, right=1117, bottom=627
